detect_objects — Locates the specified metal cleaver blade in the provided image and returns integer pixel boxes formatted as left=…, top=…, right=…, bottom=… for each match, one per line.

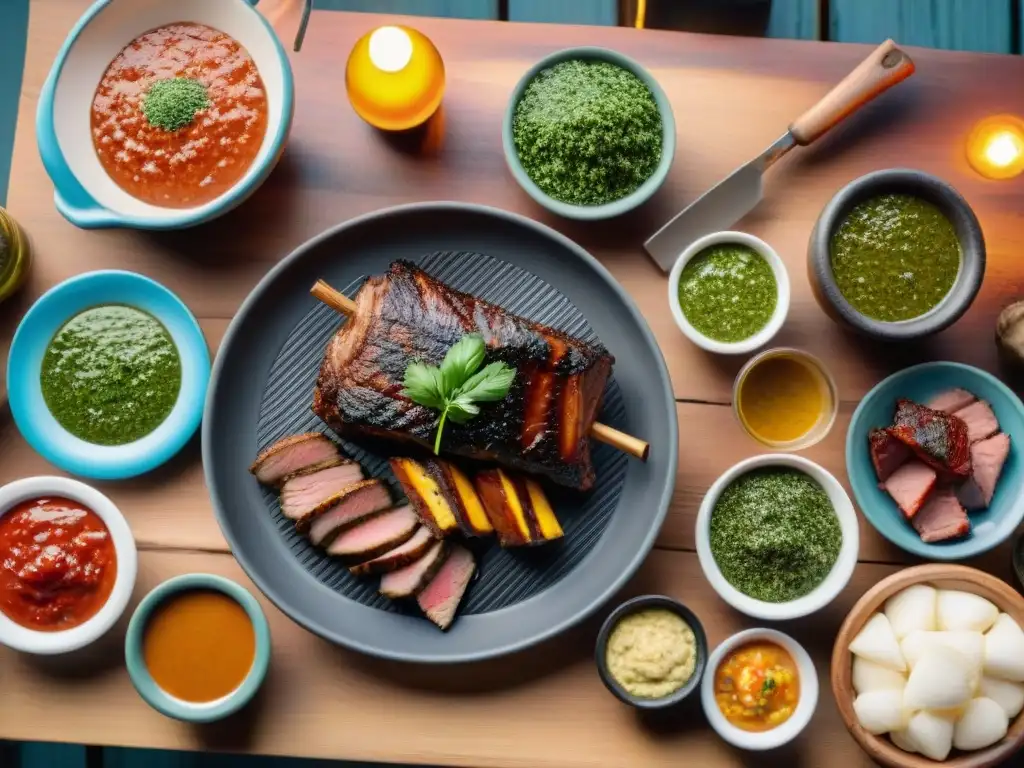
left=643, top=133, right=794, bottom=273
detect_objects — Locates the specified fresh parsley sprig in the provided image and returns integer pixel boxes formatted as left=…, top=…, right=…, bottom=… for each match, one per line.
left=401, top=334, right=516, bottom=455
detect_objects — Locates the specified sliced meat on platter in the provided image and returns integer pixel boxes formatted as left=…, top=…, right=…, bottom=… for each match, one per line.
left=888, top=399, right=971, bottom=478
left=869, top=429, right=912, bottom=483
left=868, top=388, right=1014, bottom=544
left=882, top=461, right=937, bottom=518
left=312, top=261, right=613, bottom=491
left=380, top=539, right=449, bottom=599
left=926, top=388, right=976, bottom=414
left=911, top=486, right=971, bottom=543
left=952, top=399, right=1000, bottom=444
left=417, top=544, right=476, bottom=631
left=474, top=468, right=564, bottom=547
left=350, top=527, right=436, bottom=576
left=306, top=479, right=393, bottom=545
left=250, top=432, right=340, bottom=486
left=327, top=504, right=419, bottom=562
left=958, top=432, right=1011, bottom=510
left=389, top=457, right=463, bottom=537
left=280, top=460, right=365, bottom=522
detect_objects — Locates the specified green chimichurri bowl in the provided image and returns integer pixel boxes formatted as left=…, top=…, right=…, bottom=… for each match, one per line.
left=6, top=270, right=210, bottom=480
left=808, top=169, right=985, bottom=341
left=502, top=47, right=676, bottom=221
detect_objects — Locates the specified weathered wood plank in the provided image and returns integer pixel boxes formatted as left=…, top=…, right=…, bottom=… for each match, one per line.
left=508, top=0, right=616, bottom=26
left=830, top=0, right=1013, bottom=53
left=767, top=0, right=821, bottom=40
left=310, top=0, right=497, bottom=20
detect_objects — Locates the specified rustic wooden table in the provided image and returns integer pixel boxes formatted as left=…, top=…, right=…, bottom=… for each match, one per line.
left=3, top=1, right=1024, bottom=766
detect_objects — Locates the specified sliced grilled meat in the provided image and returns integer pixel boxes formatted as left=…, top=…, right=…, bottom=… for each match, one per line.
left=279, top=457, right=344, bottom=484
left=882, top=461, right=937, bottom=518
left=280, top=461, right=365, bottom=522
left=926, top=388, right=976, bottom=414
left=888, top=399, right=971, bottom=478
left=312, top=261, right=613, bottom=490
left=389, top=457, right=460, bottom=537
left=327, top=505, right=419, bottom=563
left=250, top=433, right=339, bottom=486
left=434, top=460, right=493, bottom=537
left=350, top=527, right=436, bottom=576
left=869, top=428, right=912, bottom=483
left=304, top=479, right=392, bottom=542
left=952, top=400, right=1000, bottom=444
left=475, top=468, right=563, bottom=546
left=379, top=540, right=448, bottom=599
left=417, top=544, right=476, bottom=630
left=912, top=486, right=971, bottom=543
left=958, top=433, right=1011, bottom=510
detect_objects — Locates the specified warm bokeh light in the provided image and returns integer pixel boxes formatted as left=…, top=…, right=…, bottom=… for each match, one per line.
left=966, top=115, right=1024, bottom=180
left=346, top=25, right=445, bottom=132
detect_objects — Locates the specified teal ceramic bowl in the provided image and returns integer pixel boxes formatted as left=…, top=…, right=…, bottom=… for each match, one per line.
left=847, top=362, right=1024, bottom=560
left=502, top=47, right=676, bottom=221
left=125, top=574, right=270, bottom=723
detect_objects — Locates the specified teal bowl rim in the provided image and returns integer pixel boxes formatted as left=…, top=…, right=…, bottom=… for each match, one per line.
left=846, top=361, right=1024, bottom=561
left=35, top=0, right=294, bottom=230
left=125, top=573, right=271, bottom=723
left=501, top=46, right=676, bottom=221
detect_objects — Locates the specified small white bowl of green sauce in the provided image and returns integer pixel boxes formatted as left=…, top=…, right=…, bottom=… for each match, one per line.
left=667, top=231, right=790, bottom=355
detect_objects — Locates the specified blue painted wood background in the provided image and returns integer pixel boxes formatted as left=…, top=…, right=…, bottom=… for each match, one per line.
left=2, top=0, right=1023, bottom=765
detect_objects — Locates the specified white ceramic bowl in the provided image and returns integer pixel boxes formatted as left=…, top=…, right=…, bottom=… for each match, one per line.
left=695, top=454, right=859, bottom=620
left=667, top=231, right=790, bottom=355
left=0, top=477, right=138, bottom=654
left=37, top=0, right=294, bottom=229
left=701, top=628, right=818, bottom=751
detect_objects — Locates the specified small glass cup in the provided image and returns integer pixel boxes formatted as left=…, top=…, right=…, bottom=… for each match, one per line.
left=732, top=347, right=838, bottom=451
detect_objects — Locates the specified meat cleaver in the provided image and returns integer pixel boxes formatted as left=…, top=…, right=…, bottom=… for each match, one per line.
left=644, top=39, right=915, bottom=272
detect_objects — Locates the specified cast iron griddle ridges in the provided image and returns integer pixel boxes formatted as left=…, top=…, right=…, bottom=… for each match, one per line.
left=254, top=251, right=628, bottom=615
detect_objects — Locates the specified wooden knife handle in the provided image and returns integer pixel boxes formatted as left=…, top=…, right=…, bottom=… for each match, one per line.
left=789, top=39, right=915, bottom=146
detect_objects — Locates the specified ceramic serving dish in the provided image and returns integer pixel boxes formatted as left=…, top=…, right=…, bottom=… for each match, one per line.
left=502, top=46, right=676, bottom=221
left=846, top=362, right=1024, bottom=561
left=594, top=594, right=707, bottom=709
left=0, top=476, right=137, bottom=655
left=701, top=628, right=819, bottom=751
left=667, top=231, right=790, bottom=355
left=695, top=453, right=859, bottom=620
left=37, top=0, right=294, bottom=229
left=831, top=564, right=1024, bottom=768
left=125, top=573, right=271, bottom=723
left=807, top=169, right=985, bottom=341
left=6, top=270, right=210, bottom=480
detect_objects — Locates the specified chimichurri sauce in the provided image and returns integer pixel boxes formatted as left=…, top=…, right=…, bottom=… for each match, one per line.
left=40, top=305, right=181, bottom=445
left=676, top=243, right=777, bottom=343
left=830, top=194, right=960, bottom=322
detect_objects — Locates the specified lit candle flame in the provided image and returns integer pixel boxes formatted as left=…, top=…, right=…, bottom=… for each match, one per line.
left=966, top=115, right=1024, bottom=179
left=368, top=26, right=413, bottom=73
left=984, top=131, right=1022, bottom=168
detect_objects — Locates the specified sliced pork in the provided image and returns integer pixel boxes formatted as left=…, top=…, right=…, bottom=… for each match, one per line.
left=882, top=461, right=937, bottom=518
left=888, top=399, right=971, bottom=478
left=279, top=457, right=344, bottom=483
left=379, top=540, right=448, bottom=599
left=250, top=433, right=339, bottom=486
left=280, top=461, right=365, bottom=522
left=953, top=400, right=1000, bottom=444
left=958, top=433, right=1011, bottom=510
left=350, top=527, right=436, bottom=577
left=417, top=544, right=476, bottom=630
left=911, top=486, right=971, bottom=543
left=304, top=479, right=392, bottom=541
left=926, top=388, right=976, bottom=414
left=869, top=428, right=912, bottom=482
left=327, top=505, right=419, bottom=563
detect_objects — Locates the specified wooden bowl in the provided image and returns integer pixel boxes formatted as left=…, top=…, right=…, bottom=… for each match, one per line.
left=831, top=564, right=1024, bottom=768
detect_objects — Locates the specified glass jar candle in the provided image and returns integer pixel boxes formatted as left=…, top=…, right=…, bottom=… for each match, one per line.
left=345, top=25, right=445, bottom=131
left=0, top=206, right=30, bottom=304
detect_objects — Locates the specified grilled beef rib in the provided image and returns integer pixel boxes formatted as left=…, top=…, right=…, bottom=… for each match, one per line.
left=312, top=261, right=613, bottom=490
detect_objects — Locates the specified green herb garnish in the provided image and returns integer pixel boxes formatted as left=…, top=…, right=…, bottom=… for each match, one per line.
left=761, top=677, right=777, bottom=695
left=143, top=77, right=209, bottom=132
left=512, top=59, right=662, bottom=206
left=401, top=334, right=516, bottom=455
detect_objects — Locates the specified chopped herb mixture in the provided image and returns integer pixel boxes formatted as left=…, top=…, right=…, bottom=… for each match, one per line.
left=143, top=77, right=209, bottom=132
left=512, top=59, right=662, bottom=206
left=709, top=468, right=841, bottom=602
left=40, top=305, right=182, bottom=445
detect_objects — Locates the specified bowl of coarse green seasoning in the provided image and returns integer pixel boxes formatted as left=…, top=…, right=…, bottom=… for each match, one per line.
left=503, top=47, right=675, bottom=220
left=695, top=454, right=859, bottom=620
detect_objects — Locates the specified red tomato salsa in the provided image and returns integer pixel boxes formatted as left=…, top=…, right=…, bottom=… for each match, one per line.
left=0, top=497, right=117, bottom=631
